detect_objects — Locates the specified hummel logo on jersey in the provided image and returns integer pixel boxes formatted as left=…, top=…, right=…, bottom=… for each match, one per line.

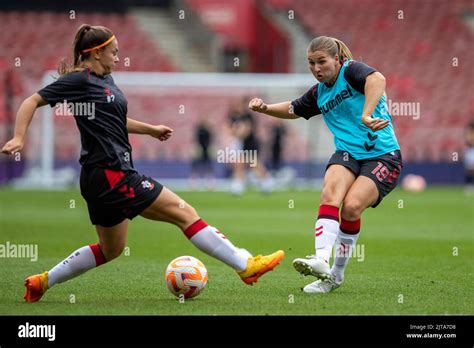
left=367, top=132, right=378, bottom=141
left=104, top=88, right=115, bottom=103
left=365, top=132, right=377, bottom=151
left=364, top=142, right=375, bottom=151
left=320, top=84, right=353, bottom=114
left=141, top=180, right=154, bottom=190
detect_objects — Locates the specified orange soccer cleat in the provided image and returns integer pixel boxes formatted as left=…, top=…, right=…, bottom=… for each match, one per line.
left=238, top=250, right=285, bottom=285
left=24, top=271, right=49, bottom=302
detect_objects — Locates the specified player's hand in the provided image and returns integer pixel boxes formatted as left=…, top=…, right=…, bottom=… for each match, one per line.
left=149, top=125, right=173, bottom=142
left=249, top=98, right=268, bottom=113
left=1, top=137, right=24, bottom=155
left=362, top=115, right=390, bottom=132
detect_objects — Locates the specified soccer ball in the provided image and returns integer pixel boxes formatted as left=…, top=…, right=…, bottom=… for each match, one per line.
left=401, top=174, right=427, bottom=192
left=165, top=256, right=208, bottom=299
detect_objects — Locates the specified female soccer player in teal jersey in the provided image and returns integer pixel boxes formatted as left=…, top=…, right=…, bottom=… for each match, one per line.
left=249, top=36, right=403, bottom=293
left=1, top=24, right=284, bottom=302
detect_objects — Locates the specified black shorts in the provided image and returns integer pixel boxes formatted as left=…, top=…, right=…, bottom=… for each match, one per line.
left=466, top=170, right=474, bottom=184
left=80, top=167, right=163, bottom=227
left=326, top=150, right=403, bottom=208
left=243, top=135, right=260, bottom=152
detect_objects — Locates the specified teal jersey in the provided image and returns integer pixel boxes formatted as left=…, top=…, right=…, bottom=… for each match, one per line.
left=292, top=60, right=400, bottom=160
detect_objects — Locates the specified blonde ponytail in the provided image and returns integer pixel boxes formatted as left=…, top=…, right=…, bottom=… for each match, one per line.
left=333, top=38, right=353, bottom=63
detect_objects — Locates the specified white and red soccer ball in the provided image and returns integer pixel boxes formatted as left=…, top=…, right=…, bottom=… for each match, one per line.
left=165, top=256, right=208, bottom=299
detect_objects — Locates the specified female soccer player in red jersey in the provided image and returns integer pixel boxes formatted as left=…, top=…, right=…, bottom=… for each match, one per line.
left=1, top=24, right=283, bottom=302
left=249, top=36, right=402, bottom=293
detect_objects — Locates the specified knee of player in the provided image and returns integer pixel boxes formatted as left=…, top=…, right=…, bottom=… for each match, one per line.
left=185, top=205, right=200, bottom=222
left=320, top=188, right=341, bottom=207
left=341, top=199, right=364, bottom=219
left=101, top=243, right=125, bottom=261
left=176, top=203, right=200, bottom=228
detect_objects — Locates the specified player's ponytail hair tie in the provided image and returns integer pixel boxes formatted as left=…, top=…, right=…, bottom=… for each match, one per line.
left=82, top=35, right=115, bottom=53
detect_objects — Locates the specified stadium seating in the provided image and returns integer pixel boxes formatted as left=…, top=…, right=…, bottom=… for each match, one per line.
left=264, top=0, right=474, bottom=161
left=0, top=11, right=176, bottom=160
left=0, top=11, right=175, bottom=77
left=1, top=3, right=472, bottom=165
left=0, top=10, right=307, bottom=165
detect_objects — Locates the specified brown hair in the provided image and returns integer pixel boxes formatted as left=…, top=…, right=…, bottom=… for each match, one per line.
left=58, top=24, right=114, bottom=76
left=307, top=36, right=353, bottom=64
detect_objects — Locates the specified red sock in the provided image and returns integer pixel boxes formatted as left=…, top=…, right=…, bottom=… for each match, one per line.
left=183, top=219, right=209, bottom=239
left=89, top=243, right=107, bottom=266
left=340, top=218, right=361, bottom=235
left=317, top=204, right=340, bottom=222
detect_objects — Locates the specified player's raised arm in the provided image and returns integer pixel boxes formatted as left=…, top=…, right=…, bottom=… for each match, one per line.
left=250, top=84, right=322, bottom=121
left=248, top=98, right=299, bottom=119
left=361, top=72, right=389, bottom=131
left=1, top=93, right=48, bottom=155
left=126, top=117, right=173, bottom=142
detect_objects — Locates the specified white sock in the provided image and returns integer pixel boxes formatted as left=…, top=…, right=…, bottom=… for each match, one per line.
left=315, top=218, right=339, bottom=263
left=331, top=231, right=359, bottom=282
left=184, top=219, right=250, bottom=271
left=47, top=244, right=106, bottom=288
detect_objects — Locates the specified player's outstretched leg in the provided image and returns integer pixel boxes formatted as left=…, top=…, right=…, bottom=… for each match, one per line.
left=24, top=220, right=128, bottom=302
left=140, top=187, right=284, bottom=285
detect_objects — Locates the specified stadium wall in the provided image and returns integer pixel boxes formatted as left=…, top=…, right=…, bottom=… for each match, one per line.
left=0, top=158, right=466, bottom=186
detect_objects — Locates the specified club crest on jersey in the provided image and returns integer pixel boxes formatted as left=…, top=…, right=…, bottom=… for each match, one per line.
left=104, top=88, right=115, bottom=103
left=141, top=180, right=154, bottom=190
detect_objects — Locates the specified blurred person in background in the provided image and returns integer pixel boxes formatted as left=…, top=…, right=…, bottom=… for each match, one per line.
left=269, top=119, right=286, bottom=172
left=190, top=119, right=215, bottom=190
left=227, top=97, right=273, bottom=195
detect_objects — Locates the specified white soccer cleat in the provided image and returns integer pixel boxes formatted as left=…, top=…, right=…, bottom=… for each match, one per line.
left=293, top=255, right=331, bottom=280
left=302, top=276, right=343, bottom=294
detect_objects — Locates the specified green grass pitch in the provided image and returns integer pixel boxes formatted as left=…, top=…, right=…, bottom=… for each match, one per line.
left=0, top=187, right=472, bottom=315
